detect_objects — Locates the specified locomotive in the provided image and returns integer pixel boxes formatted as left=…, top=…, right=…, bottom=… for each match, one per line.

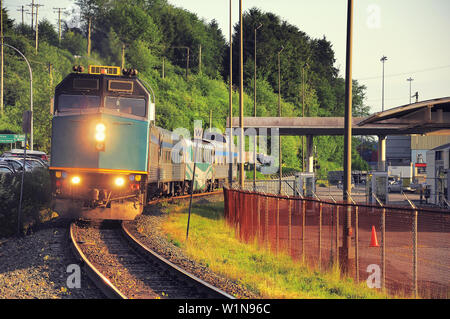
left=49, top=65, right=236, bottom=220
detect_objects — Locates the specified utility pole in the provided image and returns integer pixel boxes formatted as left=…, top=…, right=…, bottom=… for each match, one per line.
left=253, top=23, right=262, bottom=190
left=209, top=109, right=212, bottom=130
left=17, top=5, right=29, bottom=25
left=87, top=16, right=92, bottom=56
left=186, top=47, right=190, bottom=79
left=380, top=55, right=388, bottom=112
left=27, top=0, right=35, bottom=31
left=48, top=62, right=53, bottom=86
left=238, top=0, right=244, bottom=188
left=34, top=3, right=44, bottom=54
left=407, top=77, right=414, bottom=104
left=277, top=46, right=284, bottom=194
left=228, top=0, right=233, bottom=187
left=53, top=7, right=67, bottom=43
left=198, top=44, right=202, bottom=74
left=162, top=57, right=165, bottom=79
left=343, top=0, right=354, bottom=275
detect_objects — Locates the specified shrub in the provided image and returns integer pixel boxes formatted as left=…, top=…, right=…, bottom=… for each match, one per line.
left=0, top=169, right=53, bottom=237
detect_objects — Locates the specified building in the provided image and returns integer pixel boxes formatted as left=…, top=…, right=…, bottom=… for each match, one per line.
left=386, top=135, right=450, bottom=177
left=426, top=143, right=450, bottom=206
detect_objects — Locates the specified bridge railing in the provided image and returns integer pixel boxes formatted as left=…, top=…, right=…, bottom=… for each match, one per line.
left=223, top=186, right=450, bottom=298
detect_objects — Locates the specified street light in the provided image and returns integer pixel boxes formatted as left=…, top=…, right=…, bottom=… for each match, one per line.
left=0, top=43, right=33, bottom=150
left=277, top=46, right=284, bottom=194
left=228, top=0, right=233, bottom=187
left=407, top=77, right=414, bottom=104
left=380, top=55, right=387, bottom=112
left=253, top=23, right=262, bottom=190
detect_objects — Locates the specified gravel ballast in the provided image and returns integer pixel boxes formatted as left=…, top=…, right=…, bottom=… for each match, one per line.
left=125, top=196, right=259, bottom=299
left=0, top=222, right=103, bottom=299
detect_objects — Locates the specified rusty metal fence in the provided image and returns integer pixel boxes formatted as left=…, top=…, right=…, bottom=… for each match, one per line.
left=223, top=187, right=450, bottom=298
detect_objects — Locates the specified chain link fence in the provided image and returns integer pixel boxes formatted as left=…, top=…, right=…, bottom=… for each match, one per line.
left=224, top=186, right=450, bottom=298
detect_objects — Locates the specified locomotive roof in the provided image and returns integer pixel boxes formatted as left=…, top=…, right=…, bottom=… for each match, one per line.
left=55, top=72, right=151, bottom=97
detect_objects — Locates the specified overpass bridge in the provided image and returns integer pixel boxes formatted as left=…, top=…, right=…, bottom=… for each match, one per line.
left=228, top=97, right=450, bottom=171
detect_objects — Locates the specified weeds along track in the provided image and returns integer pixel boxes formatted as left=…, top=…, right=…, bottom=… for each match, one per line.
left=70, top=191, right=233, bottom=299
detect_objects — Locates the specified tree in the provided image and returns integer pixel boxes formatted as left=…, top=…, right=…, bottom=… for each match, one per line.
left=37, top=19, right=59, bottom=47
left=104, top=2, right=161, bottom=68
left=75, top=0, right=107, bottom=56
left=61, top=30, right=87, bottom=56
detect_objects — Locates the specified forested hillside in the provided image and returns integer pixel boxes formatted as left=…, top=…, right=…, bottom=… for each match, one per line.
left=0, top=0, right=371, bottom=176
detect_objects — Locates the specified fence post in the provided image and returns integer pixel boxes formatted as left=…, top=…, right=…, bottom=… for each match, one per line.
left=319, top=201, right=322, bottom=270
left=381, top=207, right=386, bottom=291
left=402, top=192, right=418, bottom=298
left=276, top=198, right=280, bottom=254
left=257, top=194, right=261, bottom=243
left=288, top=199, right=292, bottom=255
left=265, top=196, right=269, bottom=251
left=302, top=199, right=306, bottom=264
left=336, top=205, right=340, bottom=269
left=413, top=209, right=418, bottom=298
left=355, top=205, right=359, bottom=282
left=251, top=193, right=254, bottom=238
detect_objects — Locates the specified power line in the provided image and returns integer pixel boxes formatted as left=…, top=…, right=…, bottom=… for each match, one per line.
left=357, top=64, right=450, bottom=81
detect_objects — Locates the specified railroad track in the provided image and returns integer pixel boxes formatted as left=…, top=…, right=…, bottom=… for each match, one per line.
left=70, top=191, right=233, bottom=299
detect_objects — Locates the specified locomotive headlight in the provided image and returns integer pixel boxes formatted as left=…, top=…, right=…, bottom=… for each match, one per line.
left=115, top=177, right=125, bottom=187
left=95, top=131, right=105, bottom=142
left=95, top=123, right=106, bottom=142
left=71, top=176, right=81, bottom=184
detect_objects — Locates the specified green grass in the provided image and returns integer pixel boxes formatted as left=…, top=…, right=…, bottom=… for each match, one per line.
left=160, top=200, right=389, bottom=299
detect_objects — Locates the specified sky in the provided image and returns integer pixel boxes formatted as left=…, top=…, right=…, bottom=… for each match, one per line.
left=5, top=0, right=450, bottom=114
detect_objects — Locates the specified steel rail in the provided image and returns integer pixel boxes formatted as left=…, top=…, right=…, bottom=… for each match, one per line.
left=69, top=190, right=231, bottom=299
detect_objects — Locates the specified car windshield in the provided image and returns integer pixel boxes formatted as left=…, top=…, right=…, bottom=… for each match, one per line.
left=104, top=96, right=146, bottom=117
left=58, top=94, right=100, bottom=111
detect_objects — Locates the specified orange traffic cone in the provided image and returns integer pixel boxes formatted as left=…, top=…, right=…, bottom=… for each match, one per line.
left=369, top=225, right=379, bottom=247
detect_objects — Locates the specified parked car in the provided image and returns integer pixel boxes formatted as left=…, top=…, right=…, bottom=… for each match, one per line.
left=387, top=180, right=402, bottom=193
left=1, top=149, right=49, bottom=164
left=0, top=157, right=34, bottom=172
left=0, top=159, right=19, bottom=173
left=0, top=164, right=14, bottom=174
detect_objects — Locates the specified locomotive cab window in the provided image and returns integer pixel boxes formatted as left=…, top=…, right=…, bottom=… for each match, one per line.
left=57, top=94, right=100, bottom=111
left=105, top=96, right=146, bottom=117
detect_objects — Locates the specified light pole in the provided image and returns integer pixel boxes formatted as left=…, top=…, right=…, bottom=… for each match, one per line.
left=380, top=55, right=387, bottom=112
left=253, top=23, right=262, bottom=190
left=238, top=0, right=244, bottom=188
left=407, top=77, right=414, bottom=104
left=301, top=63, right=308, bottom=172
left=1, top=43, right=33, bottom=150
left=343, top=0, right=354, bottom=275
left=277, top=46, right=284, bottom=194
left=228, top=0, right=233, bottom=187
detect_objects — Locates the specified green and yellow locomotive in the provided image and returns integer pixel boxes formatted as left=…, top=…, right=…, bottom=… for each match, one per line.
left=49, top=65, right=236, bottom=220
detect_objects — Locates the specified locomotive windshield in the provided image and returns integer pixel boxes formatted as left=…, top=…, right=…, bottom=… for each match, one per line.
left=104, top=96, right=146, bottom=117
left=57, top=94, right=101, bottom=111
